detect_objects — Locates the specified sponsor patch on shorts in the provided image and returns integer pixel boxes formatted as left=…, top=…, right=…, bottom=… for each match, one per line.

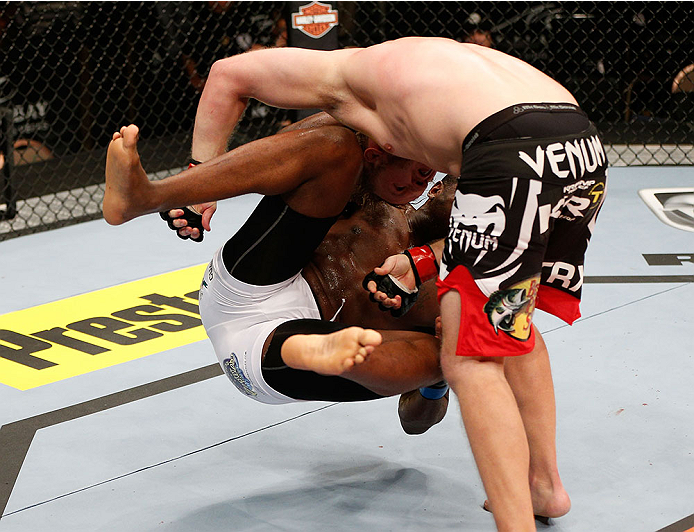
left=483, top=276, right=539, bottom=341
left=222, top=353, right=257, bottom=397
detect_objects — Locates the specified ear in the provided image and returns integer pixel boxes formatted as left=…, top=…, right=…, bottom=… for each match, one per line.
left=363, top=146, right=385, bottom=164
left=428, top=181, right=443, bottom=198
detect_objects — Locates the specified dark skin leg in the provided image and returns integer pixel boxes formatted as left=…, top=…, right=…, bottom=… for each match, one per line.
left=104, top=121, right=362, bottom=224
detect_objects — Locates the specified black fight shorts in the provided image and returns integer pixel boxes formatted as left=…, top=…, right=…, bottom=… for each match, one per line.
left=437, top=103, right=608, bottom=357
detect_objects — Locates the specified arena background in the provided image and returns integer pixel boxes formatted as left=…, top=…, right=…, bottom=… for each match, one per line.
left=0, top=1, right=692, bottom=241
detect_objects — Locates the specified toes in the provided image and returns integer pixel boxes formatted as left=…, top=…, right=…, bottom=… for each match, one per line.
left=360, top=329, right=382, bottom=347
left=122, top=125, right=139, bottom=149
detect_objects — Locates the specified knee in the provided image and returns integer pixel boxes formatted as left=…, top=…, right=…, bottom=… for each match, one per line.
left=441, top=353, right=505, bottom=385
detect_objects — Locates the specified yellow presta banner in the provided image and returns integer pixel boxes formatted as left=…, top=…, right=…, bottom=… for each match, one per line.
left=0, top=264, right=208, bottom=390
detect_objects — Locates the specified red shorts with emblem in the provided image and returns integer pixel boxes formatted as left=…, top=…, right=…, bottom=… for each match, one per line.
left=438, top=104, right=608, bottom=357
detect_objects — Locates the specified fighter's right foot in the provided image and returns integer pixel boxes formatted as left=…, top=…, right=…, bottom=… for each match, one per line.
left=483, top=484, right=571, bottom=522
left=103, top=124, right=152, bottom=225
left=398, top=388, right=449, bottom=435
left=281, top=327, right=382, bottom=376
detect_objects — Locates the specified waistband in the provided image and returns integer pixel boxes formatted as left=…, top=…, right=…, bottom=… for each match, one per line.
left=463, top=103, right=586, bottom=152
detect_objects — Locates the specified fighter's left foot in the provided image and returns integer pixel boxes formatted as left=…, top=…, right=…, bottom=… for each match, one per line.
left=104, top=124, right=151, bottom=225
left=281, top=327, right=382, bottom=376
left=398, top=388, right=449, bottom=435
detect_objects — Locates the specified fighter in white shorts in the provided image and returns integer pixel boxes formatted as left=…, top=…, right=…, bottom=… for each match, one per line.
left=104, top=113, right=455, bottom=433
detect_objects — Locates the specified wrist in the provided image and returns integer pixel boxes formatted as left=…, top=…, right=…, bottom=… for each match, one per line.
left=403, top=245, right=439, bottom=287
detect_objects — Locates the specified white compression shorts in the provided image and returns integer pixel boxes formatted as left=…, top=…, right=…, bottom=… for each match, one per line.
left=198, top=246, right=322, bottom=404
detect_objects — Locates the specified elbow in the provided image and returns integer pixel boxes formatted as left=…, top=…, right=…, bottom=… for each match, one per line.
left=206, top=56, right=250, bottom=98
left=207, top=58, right=234, bottom=88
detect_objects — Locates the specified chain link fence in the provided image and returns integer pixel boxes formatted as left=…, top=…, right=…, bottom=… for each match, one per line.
left=1, top=1, right=692, bottom=240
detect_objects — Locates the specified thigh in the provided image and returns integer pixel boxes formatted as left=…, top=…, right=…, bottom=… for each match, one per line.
left=439, top=176, right=547, bottom=356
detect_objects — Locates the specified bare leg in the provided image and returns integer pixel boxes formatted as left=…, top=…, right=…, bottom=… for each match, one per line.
left=502, top=327, right=571, bottom=518
left=104, top=125, right=159, bottom=225
left=397, top=312, right=449, bottom=434
left=397, top=388, right=449, bottom=434
left=281, top=326, right=382, bottom=376
left=440, top=291, right=536, bottom=532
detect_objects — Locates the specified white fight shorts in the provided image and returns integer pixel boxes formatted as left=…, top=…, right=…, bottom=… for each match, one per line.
left=198, top=246, right=322, bottom=404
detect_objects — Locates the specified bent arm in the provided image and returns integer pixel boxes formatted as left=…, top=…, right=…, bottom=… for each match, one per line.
left=192, top=47, right=361, bottom=162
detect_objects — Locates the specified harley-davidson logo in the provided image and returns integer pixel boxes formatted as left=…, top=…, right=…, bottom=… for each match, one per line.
left=291, top=1, right=338, bottom=39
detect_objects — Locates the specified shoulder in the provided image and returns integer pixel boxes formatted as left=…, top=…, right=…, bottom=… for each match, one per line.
left=298, top=122, right=362, bottom=161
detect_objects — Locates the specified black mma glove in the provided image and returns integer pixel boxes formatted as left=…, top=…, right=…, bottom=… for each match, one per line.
left=362, top=245, right=438, bottom=318
left=362, top=270, right=419, bottom=317
left=160, top=206, right=205, bottom=242
left=159, top=159, right=205, bottom=242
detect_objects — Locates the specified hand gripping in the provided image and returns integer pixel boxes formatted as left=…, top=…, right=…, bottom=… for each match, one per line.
left=362, top=271, right=419, bottom=318
left=159, top=159, right=205, bottom=242
left=361, top=245, right=438, bottom=318
left=160, top=206, right=204, bottom=242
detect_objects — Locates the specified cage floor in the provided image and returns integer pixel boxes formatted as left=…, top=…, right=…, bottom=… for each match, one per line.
left=1, top=165, right=693, bottom=532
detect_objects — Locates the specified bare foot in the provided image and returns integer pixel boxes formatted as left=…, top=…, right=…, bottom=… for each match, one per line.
left=529, top=479, right=571, bottom=521
left=398, top=388, right=449, bottom=435
left=281, top=327, right=382, bottom=376
left=103, top=124, right=152, bottom=225
left=483, top=484, right=571, bottom=522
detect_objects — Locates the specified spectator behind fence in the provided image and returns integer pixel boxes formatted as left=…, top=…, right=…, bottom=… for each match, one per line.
left=155, top=1, right=290, bottom=147
left=672, top=64, right=694, bottom=94
left=464, top=28, right=494, bottom=48
left=0, top=3, right=53, bottom=170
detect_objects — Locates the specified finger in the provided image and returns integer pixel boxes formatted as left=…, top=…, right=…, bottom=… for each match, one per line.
left=189, top=228, right=201, bottom=240
left=374, top=255, right=397, bottom=275
left=172, top=218, right=188, bottom=228
left=374, top=291, right=387, bottom=303
left=168, top=209, right=184, bottom=218
left=202, top=204, right=216, bottom=231
left=378, top=296, right=399, bottom=308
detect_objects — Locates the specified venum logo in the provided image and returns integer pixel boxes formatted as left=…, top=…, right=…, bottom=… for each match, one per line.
left=483, top=276, right=539, bottom=341
left=223, top=353, right=257, bottom=397
left=518, top=135, right=606, bottom=180
left=448, top=191, right=505, bottom=266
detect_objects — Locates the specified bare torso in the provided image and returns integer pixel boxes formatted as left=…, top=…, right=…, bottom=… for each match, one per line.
left=302, top=201, right=441, bottom=332
left=338, top=37, right=577, bottom=175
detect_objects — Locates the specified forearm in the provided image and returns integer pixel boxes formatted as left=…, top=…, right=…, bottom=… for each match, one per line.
left=192, top=59, right=249, bottom=162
